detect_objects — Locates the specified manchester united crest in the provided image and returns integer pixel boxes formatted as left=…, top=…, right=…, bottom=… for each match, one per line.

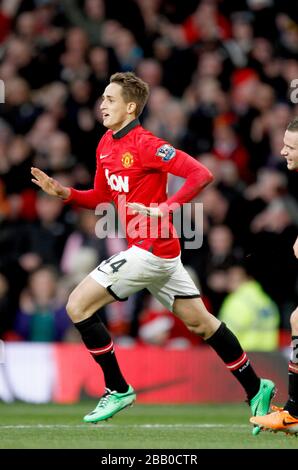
left=121, top=152, right=134, bottom=168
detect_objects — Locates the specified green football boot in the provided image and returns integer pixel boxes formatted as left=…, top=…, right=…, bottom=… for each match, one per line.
left=83, top=385, right=136, bottom=423
left=249, top=378, right=276, bottom=436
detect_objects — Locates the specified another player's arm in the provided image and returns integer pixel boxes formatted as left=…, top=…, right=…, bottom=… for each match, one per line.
left=294, top=236, right=298, bottom=259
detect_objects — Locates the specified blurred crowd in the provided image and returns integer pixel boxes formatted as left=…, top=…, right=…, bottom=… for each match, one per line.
left=0, top=0, right=297, bottom=349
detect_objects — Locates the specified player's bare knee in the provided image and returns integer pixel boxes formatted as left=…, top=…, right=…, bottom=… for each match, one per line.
left=66, top=293, right=85, bottom=322
left=290, top=307, right=298, bottom=334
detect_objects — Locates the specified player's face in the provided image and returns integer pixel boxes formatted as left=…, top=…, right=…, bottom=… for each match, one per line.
left=100, top=83, right=136, bottom=131
left=281, top=130, right=298, bottom=171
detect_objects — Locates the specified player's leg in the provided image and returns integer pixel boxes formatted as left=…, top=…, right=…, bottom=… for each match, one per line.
left=66, top=276, right=129, bottom=394
left=284, top=307, right=298, bottom=417
left=175, top=297, right=276, bottom=434
left=70, top=246, right=168, bottom=422
left=173, top=296, right=273, bottom=400
left=149, top=259, right=275, bottom=434
left=66, top=269, right=135, bottom=423
left=250, top=306, right=298, bottom=434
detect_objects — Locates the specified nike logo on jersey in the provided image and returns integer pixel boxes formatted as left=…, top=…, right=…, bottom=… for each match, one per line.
left=105, top=169, right=129, bottom=193
left=100, top=154, right=110, bottom=159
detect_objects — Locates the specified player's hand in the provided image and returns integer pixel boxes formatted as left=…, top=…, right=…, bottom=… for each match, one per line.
left=126, top=202, right=163, bottom=218
left=293, top=236, right=298, bottom=259
left=31, top=167, right=70, bottom=199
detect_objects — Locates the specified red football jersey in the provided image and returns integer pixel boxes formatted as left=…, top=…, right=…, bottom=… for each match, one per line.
left=67, top=120, right=213, bottom=258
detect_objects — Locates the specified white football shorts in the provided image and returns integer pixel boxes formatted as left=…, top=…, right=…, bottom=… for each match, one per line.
left=89, top=245, right=200, bottom=311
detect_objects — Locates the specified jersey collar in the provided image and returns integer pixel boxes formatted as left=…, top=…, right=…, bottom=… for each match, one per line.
left=112, top=118, right=140, bottom=139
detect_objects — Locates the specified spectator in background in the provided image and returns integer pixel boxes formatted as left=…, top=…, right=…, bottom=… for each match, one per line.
left=212, top=115, right=251, bottom=182
left=145, top=98, right=188, bottom=148
left=88, top=46, right=114, bottom=96
left=15, top=191, right=69, bottom=272
left=204, top=225, right=243, bottom=312
left=61, top=0, right=106, bottom=45
left=207, top=225, right=243, bottom=271
left=60, top=209, right=108, bottom=283
left=184, top=77, right=227, bottom=155
left=144, top=86, right=171, bottom=123
left=219, top=264, right=280, bottom=351
left=112, top=28, right=143, bottom=72
left=159, top=0, right=231, bottom=47
left=226, top=11, right=254, bottom=68
left=4, top=136, right=33, bottom=195
left=0, top=0, right=13, bottom=44
left=136, top=58, right=163, bottom=88
left=2, top=76, right=42, bottom=134
left=27, top=113, right=58, bottom=158
left=60, top=28, right=90, bottom=84
left=13, top=266, right=70, bottom=342
left=43, top=131, right=76, bottom=173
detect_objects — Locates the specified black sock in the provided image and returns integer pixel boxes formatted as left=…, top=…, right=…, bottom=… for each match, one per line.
left=74, top=313, right=128, bottom=393
left=284, top=336, right=298, bottom=418
left=206, top=322, right=260, bottom=400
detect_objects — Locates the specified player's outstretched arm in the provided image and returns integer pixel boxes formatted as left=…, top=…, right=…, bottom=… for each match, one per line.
left=31, top=167, right=71, bottom=199
left=294, top=236, right=298, bottom=259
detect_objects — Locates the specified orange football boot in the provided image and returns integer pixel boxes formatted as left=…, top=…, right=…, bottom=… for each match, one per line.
left=250, top=410, right=298, bottom=435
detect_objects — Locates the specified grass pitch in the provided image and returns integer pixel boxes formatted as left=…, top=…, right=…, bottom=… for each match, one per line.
left=0, top=401, right=297, bottom=449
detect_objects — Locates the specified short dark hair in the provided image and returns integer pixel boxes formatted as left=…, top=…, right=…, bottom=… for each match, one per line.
left=287, top=117, right=298, bottom=132
left=110, top=72, right=149, bottom=117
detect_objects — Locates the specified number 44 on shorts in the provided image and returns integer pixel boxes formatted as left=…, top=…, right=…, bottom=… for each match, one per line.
left=98, top=254, right=127, bottom=274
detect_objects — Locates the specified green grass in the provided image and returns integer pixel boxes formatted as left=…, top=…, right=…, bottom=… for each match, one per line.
left=0, top=402, right=297, bottom=449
